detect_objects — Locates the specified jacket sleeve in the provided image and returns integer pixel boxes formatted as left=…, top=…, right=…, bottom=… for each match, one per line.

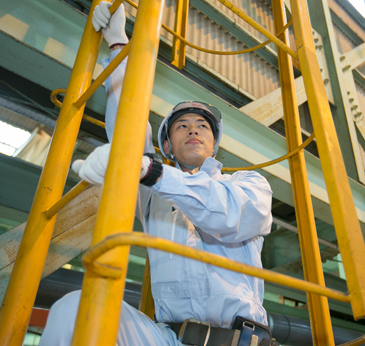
left=151, top=164, right=272, bottom=243
left=102, top=50, right=155, bottom=154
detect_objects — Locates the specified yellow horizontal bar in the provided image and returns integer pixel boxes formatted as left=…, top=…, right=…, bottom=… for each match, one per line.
left=109, top=0, right=125, bottom=15
left=82, top=114, right=106, bottom=128
left=83, top=232, right=351, bottom=304
left=43, top=180, right=90, bottom=219
left=74, top=42, right=130, bottom=109
left=222, top=132, right=315, bottom=172
left=125, top=0, right=293, bottom=57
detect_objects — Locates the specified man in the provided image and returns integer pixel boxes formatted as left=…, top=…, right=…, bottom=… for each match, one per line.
left=40, top=3, right=273, bottom=346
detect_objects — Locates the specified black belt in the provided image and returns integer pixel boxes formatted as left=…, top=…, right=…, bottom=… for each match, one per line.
left=166, top=317, right=273, bottom=346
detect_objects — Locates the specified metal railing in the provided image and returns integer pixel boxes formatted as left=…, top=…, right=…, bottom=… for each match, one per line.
left=0, top=0, right=364, bottom=345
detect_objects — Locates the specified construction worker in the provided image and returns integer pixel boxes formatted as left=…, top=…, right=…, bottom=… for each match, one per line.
left=39, top=3, right=273, bottom=346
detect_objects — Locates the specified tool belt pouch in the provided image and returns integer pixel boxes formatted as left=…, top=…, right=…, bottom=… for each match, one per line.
left=232, top=316, right=272, bottom=346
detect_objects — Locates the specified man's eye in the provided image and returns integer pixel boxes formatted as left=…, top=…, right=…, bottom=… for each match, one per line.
left=200, top=124, right=208, bottom=128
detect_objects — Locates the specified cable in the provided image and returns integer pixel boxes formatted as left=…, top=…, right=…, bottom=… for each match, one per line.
left=48, top=97, right=315, bottom=173
left=221, top=132, right=315, bottom=172
left=124, top=0, right=293, bottom=56
left=0, top=79, right=59, bottom=119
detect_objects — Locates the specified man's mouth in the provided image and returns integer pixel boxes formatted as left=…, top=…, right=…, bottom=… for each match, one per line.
left=185, top=139, right=202, bottom=144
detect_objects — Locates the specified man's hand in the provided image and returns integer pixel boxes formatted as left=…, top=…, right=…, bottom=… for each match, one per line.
left=72, top=144, right=111, bottom=185
left=72, top=144, right=152, bottom=185
left=92, top=1, right=129, bottom=47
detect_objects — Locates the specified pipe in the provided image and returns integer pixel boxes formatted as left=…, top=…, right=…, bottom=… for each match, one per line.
left=272, top=217, right=339, bottom=251
left=35, top=269, right=142, bottom=310
left=268, top=313, right=364, bottom=346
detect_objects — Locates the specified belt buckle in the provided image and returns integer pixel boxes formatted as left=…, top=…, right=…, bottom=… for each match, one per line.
left=242, top=321, right=255, bottom=332
left=178, top=318, right=211, bottom=346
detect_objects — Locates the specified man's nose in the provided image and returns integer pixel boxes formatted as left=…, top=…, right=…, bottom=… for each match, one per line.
left=188, top=125, right=199, bottom=135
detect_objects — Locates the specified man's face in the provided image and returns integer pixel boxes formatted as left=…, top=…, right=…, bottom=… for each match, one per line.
left=163, top=113, right=216, bottom=169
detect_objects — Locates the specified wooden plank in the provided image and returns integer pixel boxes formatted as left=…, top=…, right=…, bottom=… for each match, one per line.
left=0, top=186, right=101, bottom=304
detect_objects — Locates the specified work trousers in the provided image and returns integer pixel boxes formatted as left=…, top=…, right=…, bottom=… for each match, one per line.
left=39, top=290, right=183, bottom=346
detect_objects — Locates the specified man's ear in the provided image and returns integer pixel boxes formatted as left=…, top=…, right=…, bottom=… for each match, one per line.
left=212, top=139, right=216, bottom=156
left=163, top=140, right=170, bottom=155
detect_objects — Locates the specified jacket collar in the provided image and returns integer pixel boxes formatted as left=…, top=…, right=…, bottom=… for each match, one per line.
left=176, top=157, right=222, bottom=177
left=200, top=157, right=223, bottom=176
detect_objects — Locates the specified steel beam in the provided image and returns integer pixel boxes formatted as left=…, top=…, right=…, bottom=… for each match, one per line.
left=307, top=0, right=365, bottom=184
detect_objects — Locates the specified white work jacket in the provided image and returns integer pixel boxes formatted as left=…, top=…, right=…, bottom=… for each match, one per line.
left=103, top=51, right=273, bottom=329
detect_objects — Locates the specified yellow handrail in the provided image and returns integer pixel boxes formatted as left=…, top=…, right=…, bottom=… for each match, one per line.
left=82, top=232, right=351, bottom=303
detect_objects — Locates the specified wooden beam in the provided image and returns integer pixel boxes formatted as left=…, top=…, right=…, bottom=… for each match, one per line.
left=0, top=186, right=101, bottom=304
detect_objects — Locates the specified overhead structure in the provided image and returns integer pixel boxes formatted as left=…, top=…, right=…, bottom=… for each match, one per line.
left=0, top=0, right=364, bottom=345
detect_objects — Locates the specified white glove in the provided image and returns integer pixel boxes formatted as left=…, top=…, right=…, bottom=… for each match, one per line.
left=72, top=144, right=152, bottom=185
left=140, top=156, right=152, bottom=180
left=92, top=1, right=129, bottom=46
left=72, top=144, right=111, bottom=185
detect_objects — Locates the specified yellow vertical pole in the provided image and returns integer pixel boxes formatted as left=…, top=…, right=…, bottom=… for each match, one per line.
left=171, top=0, right=189, bottom=69
left=70, top=0, right=165, bottom=345
left=272, top=1, right=335, bottom=344
left=289, top=0, right=365, bottom=320
left=0, top=1, right=104, bottom=345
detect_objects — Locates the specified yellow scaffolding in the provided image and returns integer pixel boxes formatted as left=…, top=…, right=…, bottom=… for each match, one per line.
left=0, top=0, right=364, bottom=345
